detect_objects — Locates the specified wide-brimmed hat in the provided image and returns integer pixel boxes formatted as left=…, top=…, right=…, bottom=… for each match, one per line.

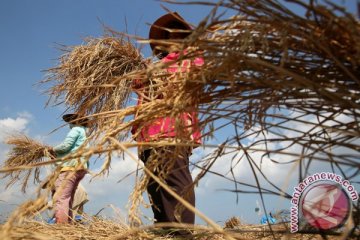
left=149, top=12, right=192, bottom=58
left=62, top=113, right=90, bottom=127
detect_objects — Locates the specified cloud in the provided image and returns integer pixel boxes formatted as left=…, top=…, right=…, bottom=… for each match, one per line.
left=0, top=113, right=33, bottom=162
left=83, top=151, right=139, bottom=197
left=192, top=109, right=356, bottom=197
left=188, top=111, right=360, bottom=224
left=196, top=110, right=360, bottom=218
left=0, top=114, right=31, bottom=140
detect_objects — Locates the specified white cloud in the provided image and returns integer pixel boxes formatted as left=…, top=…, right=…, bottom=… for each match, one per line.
left=0, top=113, right=32, bottom=141
left=0, top=113, right=33, bottom=164
left=77, top=149, right=147, bottom=220
left=196, top=109, right=360, bottom=213
left=83, top=151, right=139, bottom=198
left=191, top=142, right=298, bottom=193
left=188, top=110, right=360, bottom=224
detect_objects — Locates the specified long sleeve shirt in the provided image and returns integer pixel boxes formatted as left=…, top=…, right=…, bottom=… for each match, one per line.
left=54, top=125, right=89, bottom=171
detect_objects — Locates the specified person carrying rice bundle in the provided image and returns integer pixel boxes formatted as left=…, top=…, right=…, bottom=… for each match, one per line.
left=131, top=12, right=203, bottom=230
left=48, top=113, right=90, bottom=224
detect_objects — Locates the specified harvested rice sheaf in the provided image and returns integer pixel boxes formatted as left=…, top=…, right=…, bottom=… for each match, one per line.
left=1, top=135, right=53, bottom=193
left=43, top=30, right=147, bottom=131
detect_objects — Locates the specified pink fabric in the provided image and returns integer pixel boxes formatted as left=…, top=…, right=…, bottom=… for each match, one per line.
left=54, top=170, right=86, bottom=223
left=162, top=51, right=204, bottom=73
left=132, top=51, right=203, bottom=144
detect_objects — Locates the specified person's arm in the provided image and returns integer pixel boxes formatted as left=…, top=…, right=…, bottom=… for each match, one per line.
left=53, top=127, right=80, bottom=154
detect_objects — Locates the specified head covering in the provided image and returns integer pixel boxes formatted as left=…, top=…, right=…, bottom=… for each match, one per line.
left=62, top=113, right=90, bottom=127
left=149, top=12, right=192, bottom=58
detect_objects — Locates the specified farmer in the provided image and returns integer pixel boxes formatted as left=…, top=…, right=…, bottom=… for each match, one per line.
left=48, top=113, right=90, bottom=224
left=132, top=12, right=203, bottom=227
left=45, top=183, right=89, bottom=224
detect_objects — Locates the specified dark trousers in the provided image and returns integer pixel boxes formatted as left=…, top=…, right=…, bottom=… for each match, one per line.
left=140, top=146, right=195, bottom=224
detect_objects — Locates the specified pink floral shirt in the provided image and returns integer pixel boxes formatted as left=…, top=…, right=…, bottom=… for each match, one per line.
left=132, top=51, right=203, bottom=144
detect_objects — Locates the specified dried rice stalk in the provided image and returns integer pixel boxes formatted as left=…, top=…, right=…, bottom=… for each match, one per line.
left=42, top=29, right=147, bottom=132
left=1, top=135, right=53, bottom=193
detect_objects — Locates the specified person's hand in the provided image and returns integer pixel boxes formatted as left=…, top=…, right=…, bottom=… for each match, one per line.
left=142, top=58, right=152, bottom=67
left=47, top=147, right=56, bottom=158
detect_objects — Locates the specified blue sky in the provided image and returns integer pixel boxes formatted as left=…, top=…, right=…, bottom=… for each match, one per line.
left=0, top=0, right=358, bottom=226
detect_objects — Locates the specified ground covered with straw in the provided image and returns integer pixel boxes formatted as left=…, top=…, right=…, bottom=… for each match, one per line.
left=0, top=218, right=350, bottom=240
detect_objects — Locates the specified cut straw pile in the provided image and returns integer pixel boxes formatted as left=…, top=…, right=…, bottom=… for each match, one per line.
left=0, top=217, right=345, bottom=240
left=1, top=135, right=53, bottom=193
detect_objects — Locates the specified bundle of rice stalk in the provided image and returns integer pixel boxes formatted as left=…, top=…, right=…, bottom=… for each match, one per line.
left=184, top=0, right=360, bottom=115
left=1, top=135, right=53, bottom=193
left=42, top=29, right=147, bottom=131
left=151, top=0, right=360, bottom=160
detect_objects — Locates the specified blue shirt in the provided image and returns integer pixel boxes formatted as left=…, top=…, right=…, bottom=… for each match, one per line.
left=54, top=125, right=89, bottom=170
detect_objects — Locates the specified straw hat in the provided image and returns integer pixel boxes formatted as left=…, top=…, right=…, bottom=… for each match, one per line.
left=62, top=113, right=90, bottom=127
left=149, top=12, right=192, bottom=58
